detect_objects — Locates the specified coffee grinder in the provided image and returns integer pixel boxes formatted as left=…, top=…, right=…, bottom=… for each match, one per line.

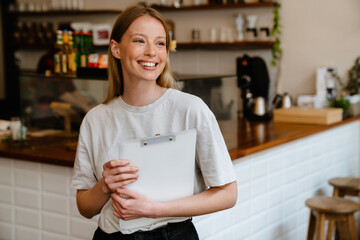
left=236, top=54, right=271, bottom=120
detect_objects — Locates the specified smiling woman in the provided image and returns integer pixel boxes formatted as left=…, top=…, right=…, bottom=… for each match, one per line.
left=104, top=5, right=175, bottom=104
left=109, top=15, right=168, bottom=104
left=71, top=4, right=237, bottom=240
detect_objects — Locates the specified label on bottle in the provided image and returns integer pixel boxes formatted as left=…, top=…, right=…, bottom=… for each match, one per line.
left=81, top=54, right=87, bottom=68
left=54, top=54, right=61, bottom=74
left=72, top=52, right=77, bottom=72
left=62, top=54, right=68, bottom=73
left=88, top=53, right=99, bottom=68
left=98, top=54, right=108, bottom=69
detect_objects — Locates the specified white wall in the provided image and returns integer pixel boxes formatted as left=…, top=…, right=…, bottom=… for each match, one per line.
left=278, top=0, right=360, bottom=98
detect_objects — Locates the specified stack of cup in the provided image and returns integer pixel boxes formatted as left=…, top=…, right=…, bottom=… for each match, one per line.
left=10, top=117, right=27, bottom=141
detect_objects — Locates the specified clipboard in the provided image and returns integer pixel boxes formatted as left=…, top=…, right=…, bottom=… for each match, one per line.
left=116, top=128, right=197, bottom=230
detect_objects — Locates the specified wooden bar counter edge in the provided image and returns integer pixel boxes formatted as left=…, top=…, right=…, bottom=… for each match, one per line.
left=1, top=116, right=359, bottom=167
left=226, top=115, right=360, bottom=159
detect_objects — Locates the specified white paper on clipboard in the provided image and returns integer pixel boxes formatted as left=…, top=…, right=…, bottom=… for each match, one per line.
left=116, top=128, right=197, bottom=230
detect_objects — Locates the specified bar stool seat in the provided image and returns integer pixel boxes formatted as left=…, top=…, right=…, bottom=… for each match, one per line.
left=306, top=196, right=360, bottom=240
left=329, top=178, right=360, bottom=201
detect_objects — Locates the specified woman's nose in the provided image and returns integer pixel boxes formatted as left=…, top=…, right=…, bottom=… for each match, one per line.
left=145, top=43, right=156, bottom=57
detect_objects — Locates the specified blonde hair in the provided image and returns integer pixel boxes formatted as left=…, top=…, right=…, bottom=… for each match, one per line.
left=104, top=4, right=176, bottom=104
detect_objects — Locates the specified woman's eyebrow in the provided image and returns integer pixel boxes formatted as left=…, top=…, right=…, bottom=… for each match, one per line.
left=131, top=33, right=146, bottom=38
left=131, top=33, right=166, bottom=39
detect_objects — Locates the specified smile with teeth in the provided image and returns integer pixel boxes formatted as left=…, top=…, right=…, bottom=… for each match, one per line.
left=139, top=61, right=157, bottom=67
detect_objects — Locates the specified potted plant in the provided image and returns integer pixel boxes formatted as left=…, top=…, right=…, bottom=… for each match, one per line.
left=259, top=0, right=281, bottom=66
left=328, top=94, right=350, bottom=118
left=326, top=57, right=360, bottom=117
left=345, top=57, right=360, bottom=95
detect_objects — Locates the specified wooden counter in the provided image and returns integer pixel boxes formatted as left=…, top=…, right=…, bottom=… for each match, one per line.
left=1, top=116, right=359, bottom=167
left=227, top=116, right=360, bottom=159
left=0, top=136, right=77, bottom=167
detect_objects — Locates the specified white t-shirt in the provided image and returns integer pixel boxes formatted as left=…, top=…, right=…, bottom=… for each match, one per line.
left=71, top=88, right=236, bottom=234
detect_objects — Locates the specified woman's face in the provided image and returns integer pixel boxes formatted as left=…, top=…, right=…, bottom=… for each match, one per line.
left=113, top=15, right=167, bottom=85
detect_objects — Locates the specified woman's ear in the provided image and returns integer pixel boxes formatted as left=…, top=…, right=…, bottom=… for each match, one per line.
left=110, top=40, right=121, bottom=59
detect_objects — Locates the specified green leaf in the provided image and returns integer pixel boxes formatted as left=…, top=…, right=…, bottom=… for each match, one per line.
left=270, top=0, right=282, bottom=67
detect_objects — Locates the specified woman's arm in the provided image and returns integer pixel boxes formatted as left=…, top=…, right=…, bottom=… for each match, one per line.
left=157, top=181, right=237, bottom=217
left=111, top=181, right=237, bottom=220
left=76, top=178, right=111, bottom=219
left=76, top=159, right=139, bottom=219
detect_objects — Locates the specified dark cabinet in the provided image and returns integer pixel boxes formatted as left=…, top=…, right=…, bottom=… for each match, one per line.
left=0, top=0, right=20, bottom=119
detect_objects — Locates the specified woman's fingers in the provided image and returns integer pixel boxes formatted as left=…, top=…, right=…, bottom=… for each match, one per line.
left=102, top=160, right=138, bottom=179
left=103, top=160, right=138, bottom=175
left=104, top=172, right=138, bottom=186
left=107, top=178, right=137, bottom=190
left=110, top=190, right=155, bottom=220
left=102, top=160, right=139, bottom=192
left=112, top=172, right=138, bottom=181
left=116, top=188, right=138, bottom=199
left=104, top=159, right=130, bottom=169
left=111, top=166, right=139, bottom=175
left=111, top=192, right=128, bottom=219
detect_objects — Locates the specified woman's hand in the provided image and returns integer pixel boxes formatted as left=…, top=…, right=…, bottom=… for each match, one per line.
left=110, top=181, right=237, bottom=221
left=102, top=160, right=139, bottom=193
left=111, top=188, right=159, bottom=220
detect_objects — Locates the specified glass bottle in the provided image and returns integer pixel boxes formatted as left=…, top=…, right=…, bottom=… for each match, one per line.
left=36, top=22, right=45, bottom=46
left=13, top=22, right=23, bottom=46
left=73, top=31, right=80, bottom=71
left=53, top=30, right=63, bottom=75
left=27, top=22, right=37, bottom=46
left=87, top=31, right=99, bottom=68
left=62, top=29, right=69, bottom=74
left=79, top=31, right=87, bottom=68
left=44, top=22, right=55, bottom=46
left=67, top=31, right=76, bottom=75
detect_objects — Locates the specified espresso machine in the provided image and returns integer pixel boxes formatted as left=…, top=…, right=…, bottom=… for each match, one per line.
left=236, top=54, right=271, bottom=120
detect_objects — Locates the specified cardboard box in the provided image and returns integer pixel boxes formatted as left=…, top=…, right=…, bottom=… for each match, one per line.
left=273, top=107, right=343, bottom=125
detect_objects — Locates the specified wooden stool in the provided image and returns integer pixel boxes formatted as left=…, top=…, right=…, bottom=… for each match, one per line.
left=328, top=177, right=360, bottom=239
left=329, top=178, right=360, bottom=202
left=306, top=196, right=360, bottom=240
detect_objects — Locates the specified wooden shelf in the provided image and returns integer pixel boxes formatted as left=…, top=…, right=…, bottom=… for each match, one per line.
left=15, top=44, right=108, bottom=51
left=177, top=41, right=274, bottom=50
left=21, top=70, right=237, bottom=82
left=152, top=2, right=276, bottom=11
left=13, top=9, right=121, bottom=17
left=20, top=70, right=108, bottom=81
left=13, top=2, right=275, bottom=16
left=13, top=45, right=53, bottom=50
left=15, top=41, right=274, bottom=51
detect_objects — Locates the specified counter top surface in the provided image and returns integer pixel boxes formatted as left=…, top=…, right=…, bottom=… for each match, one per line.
left=227, top=116, right=360, bottom=159
left=0, top=136, right=77, bottom=167
left=1, top=116, right=359, bottom=167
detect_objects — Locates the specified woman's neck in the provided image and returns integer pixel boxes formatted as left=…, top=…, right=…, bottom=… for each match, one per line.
left=122, top=82, right=166, bottom=107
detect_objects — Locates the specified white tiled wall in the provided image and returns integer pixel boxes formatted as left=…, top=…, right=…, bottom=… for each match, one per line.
left=0, top=158, right=97, bottom=240
left=0, top=120, right=359, bottom=240
left=193, top=120, right=360, bottom=240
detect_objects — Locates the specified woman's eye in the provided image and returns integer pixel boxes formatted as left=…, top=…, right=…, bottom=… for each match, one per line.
left=134, top=39, right=144, bottom=43
left=157, top=42, right=166, bottom=46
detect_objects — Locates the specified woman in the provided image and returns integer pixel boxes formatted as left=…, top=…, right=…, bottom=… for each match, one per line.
left=71, top=4, right=237, bottom=239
